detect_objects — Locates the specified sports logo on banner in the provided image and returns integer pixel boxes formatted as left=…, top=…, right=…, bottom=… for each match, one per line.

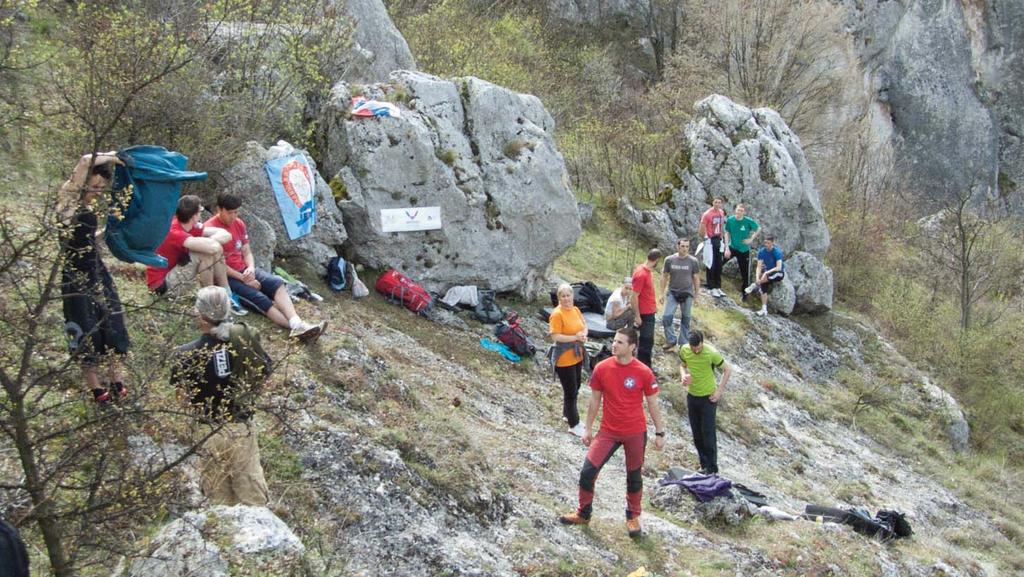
left=265, top=154, right=316, bottom=240
left=380, top=206, right=442, bottom=233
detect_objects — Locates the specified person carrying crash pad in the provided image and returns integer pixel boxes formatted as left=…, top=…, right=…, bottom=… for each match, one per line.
left=559, top=327, right=666, bottom=539
left=204, top=193, right=324, bottom=342
left=678, top=330, right=732, bottom=475
left=58, top=152, right=132, bottom=406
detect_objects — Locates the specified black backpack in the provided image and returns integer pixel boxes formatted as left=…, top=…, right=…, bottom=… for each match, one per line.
left=586, top=344, right=612, bottom=371
left=494, top=312, right=535, bottom=356
left=548, top=282, right=606, bottom=315
left=474, top=289, right=504, bottom=323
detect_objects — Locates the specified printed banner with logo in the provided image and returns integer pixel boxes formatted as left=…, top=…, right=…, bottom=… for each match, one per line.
left=380, top=206, right=442, bottom=233
left=265, top=154, right=316, bottom=240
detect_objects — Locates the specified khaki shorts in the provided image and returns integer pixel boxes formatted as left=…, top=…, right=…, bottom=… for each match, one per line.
left=162, top=256, right=201, bottom=299
left=194, top=421, right=269, bottom=507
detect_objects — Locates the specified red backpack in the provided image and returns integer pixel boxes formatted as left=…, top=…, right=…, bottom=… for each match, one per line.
left=375, top=269, right=434, bottom=314
left=493, top=311, right=536, bottom=357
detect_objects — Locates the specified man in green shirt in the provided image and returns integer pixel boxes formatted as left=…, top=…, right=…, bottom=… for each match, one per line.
left=723, top=204, right=760, bottom=301
left=678, top=330, right=732, bottom=474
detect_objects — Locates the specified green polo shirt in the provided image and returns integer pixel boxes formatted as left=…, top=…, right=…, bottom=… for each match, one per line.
left=678, top=343, right=725, bottom=397
left=725, top=216, right=759, bottom=253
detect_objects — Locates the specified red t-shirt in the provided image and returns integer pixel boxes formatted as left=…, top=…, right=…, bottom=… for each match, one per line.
left=204, top=215, right=248, bottom=272
left=632, top=264, right=656, bottom=315
left=590, top=357, right=658, bottom=435
left=701, top=207, right=726, bottom=238
left=146, top=218, right=204, bottom=290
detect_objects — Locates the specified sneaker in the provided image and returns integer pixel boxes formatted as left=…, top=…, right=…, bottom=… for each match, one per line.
left=626, top=517, right=642, bottom=538
left=229, top=294, right=248, bottom=316
left=92, top=387, right=110, bottom=404
left=756, top=308, right=768, bottom=317
left=290, top=320, right=326, bottom=343
left=662, top=342, right=676, bottom=352
left=744, top=283, right=758, bottom=295
left=110, top=382, right=128, bottom=403
left=713, top=288, right=724, bottom=298
left=569, top=423, right=586, bottom=437
left=558, top=511, right=590, bottom=526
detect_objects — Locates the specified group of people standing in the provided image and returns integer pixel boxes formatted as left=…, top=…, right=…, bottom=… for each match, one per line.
left=554, top=197, right=783, bottom=538
left=57, top=152, right=328, bottom=509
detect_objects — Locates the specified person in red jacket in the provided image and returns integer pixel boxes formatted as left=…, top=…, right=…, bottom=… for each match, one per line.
left=559, top=327, right=666, bottom=538
left=700, top=197, right=727, bottom=297
left=630, top=248, right=662, bottom=369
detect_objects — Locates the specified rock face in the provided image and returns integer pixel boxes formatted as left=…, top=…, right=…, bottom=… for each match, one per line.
left=651, top=95, right=833, bottom=314
left=121, top=506, right=304, bottom=577
left=341, top=0, right=417, bottom=83
left=217, top=142, right=347, bottom=274
left=319, top=70, right=581, bottom=297
left=840, top=0, right=1022, bottom=211
left=616, top=197, right=678, bottom=251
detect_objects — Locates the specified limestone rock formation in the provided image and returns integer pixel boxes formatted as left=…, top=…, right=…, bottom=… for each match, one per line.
left=341, top=0, right=417, bottom=83
left=616, top=197, right=677, bottom=252
left=319, top=70, right=581, bottom=297
left=120, top=506, right=304, bottom=577
left=217, top=142, right=347, bottom=274
left=784, top=251, right=834, bottom=315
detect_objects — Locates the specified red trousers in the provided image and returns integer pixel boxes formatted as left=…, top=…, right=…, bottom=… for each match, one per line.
left=576, top=430, right=647, bottom=520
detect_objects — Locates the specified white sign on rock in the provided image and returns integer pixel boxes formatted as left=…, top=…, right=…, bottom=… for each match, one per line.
left=380, top=207, right=442, bottom=233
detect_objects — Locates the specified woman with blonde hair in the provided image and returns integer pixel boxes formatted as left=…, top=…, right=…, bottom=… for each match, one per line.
left=549, top=283, right=588, bottom=437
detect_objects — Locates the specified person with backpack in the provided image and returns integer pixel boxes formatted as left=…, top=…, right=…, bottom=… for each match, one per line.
left=723, top=203, right=760, bottom=301
left=701, top=197, right=727, bottom=298
left=205, top=193, right=324, bottom=341
left=631, top=248, right=662, bottom=370
left=171, top=286, right=272, bottom=506
left=678, top=330, right=732, bottom=475
left=549, top=283, right=588, bottom=437
left=58, top=152, right=132, bottom=406
left=559, top=327, right=666, bottom=538
left=604, top=277, right=636, bottom=331
left=744, top=234, right=785, bottom=317
left=659, top=238, right=700, bottom=352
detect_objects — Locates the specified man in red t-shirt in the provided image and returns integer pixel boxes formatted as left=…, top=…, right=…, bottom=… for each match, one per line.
left=204, top=193, right=325, bottom=342
left=559, top=327, right=666, bottom=538
left=146, top=195, right=237, bottom=302
left=630, top=248, right=662, bottom=369
left=700, top=197, right=727, bottom=297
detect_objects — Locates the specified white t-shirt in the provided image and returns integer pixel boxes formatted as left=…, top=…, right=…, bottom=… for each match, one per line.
left=604, top=287, right=629, bottom=319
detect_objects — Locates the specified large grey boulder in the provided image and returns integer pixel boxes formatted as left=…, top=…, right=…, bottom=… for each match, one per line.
left=920, top=377, right=971, bottom=453
left=664, top=95, right=830, bottom=259
left=120, top=506, right=304, bottom=577
left=616, top=197, right=677, bottom=252
left=341, top=0, right=416, bottom=83
left=784, top=251, right=834, bottom=315
left=320, top=70, right=581, bottom=297
left=218, top=142, right=347, bottom=275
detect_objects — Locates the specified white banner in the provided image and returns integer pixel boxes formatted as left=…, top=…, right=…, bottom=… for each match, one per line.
left=380, top=206, right=442, bottom=233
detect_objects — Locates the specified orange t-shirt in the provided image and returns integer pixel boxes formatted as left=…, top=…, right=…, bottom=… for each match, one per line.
left=549, top=306, right=586, bottom=367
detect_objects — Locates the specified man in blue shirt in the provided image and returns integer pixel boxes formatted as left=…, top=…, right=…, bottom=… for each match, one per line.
left=745, top=234, right=785, bottom=316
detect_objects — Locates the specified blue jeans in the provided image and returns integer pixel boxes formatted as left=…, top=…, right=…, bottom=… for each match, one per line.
left=662, top=291, right=693, bottom=346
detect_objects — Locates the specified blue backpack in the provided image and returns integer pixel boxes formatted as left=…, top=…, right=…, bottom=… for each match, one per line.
left=326, top=256, right=348, bottom=291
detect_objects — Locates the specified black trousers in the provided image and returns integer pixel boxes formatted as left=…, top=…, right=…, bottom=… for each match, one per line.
left=708, top=237, right=723, bottom=290
left=637, top=313, right=656, bottom=369
left=724, top=249, right=751, bottom=292
left=687, top=393, right=718, bottom=474
left=555, top=362, right=583, bottom=427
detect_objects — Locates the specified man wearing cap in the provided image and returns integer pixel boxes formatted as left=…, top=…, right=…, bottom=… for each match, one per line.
left=659, top=238, right=700, bottom=352
left=604, top=276, right=636, bottom=331
left=171, top=286, right=272, bottom=506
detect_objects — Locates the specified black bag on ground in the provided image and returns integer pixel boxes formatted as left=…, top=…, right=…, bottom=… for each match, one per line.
left=474, top=289, right=503, bottom=323
left=494, top=311, right=536, bottom=357
left=587, top=344, right=612, bottom=371
left=548, top=281, right=606, bottom=314
left=732, top=483, right=769, bottom=507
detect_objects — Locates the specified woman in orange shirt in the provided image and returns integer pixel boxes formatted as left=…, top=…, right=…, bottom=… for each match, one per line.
left=549, top=283, right=588, bottom=437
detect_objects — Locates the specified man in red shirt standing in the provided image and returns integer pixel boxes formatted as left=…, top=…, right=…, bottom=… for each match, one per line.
left=630, top=248, right=662, bottom=369
left=559, top=327, right=666, bottom=538
left=701, top=197, right=727, bottom=298
left=205, top=193, right=325, bottom=342
left=146, top=196, right=240, bottom=311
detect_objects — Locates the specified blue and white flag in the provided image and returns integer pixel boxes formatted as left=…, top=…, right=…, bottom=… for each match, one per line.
left=265, top=154, right=316, bottom=240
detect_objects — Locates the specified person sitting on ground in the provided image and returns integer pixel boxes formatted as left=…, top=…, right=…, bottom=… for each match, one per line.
left=58, top=152, right=131, bottom=406
left=559, top=327, right=666, bottom=539
left=700, top=197, right=727, bottom=298
left=604, top=276, right=636, bottom=331
left=678, top=330, right=731, bottom=475
left=204, top=193, right=324, bottom=341
left=723, top=203, right=759, bottom=301
left=171, top=286, right=271, bottom=506
left=549, top=283, right=588, bottom=437
left=659, top=238, right=700, bottom=352
left=745, top=234, right=785, bottom=317
left=145, top=195, right=244, bottom=314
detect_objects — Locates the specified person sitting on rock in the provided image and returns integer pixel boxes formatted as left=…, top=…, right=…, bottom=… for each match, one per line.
left=204, top=193, right=324, bottom=341
left=723, top=203, right=759, bottom=301
left=146, top=195, right=245, bottom=315
left=659, top=237, right=700, bottom=352
left=172, top=286, right=271, bottom=506
left=745, top=234, right=785, bottom=317
left=604, top=276, right=636, bottom=331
